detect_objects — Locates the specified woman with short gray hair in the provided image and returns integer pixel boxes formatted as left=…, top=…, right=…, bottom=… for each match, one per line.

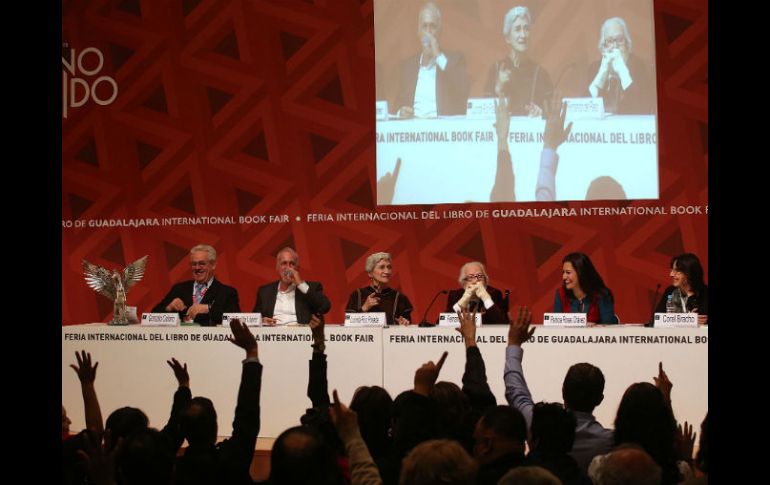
left=346, top=252, right=413, bottom=326
left=483, top=5, right=553, bottom=117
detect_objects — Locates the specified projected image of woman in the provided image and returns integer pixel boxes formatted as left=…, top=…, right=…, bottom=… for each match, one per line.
left=652, top=253, right=708, bottom=325
left=554, top=252, right=617, bottom=324
left=346, top=252, right=413, bottom=326
left=484, top=6, right=553, bottom=117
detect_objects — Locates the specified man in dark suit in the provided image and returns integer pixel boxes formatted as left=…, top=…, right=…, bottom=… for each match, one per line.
left=151, top=244, right=240, bottom=326
left=252, top=247, right=331, bottom=325
left=445, top=261, right=509, bottom=324
left=394, top=2, right=469, bottom=118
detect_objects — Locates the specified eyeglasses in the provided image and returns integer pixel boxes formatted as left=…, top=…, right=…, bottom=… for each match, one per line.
left=603, top=35, right=626, bottom=48
left=463, top=273, right=486, bottom=282
left=190, top=261, right=210, bottom=267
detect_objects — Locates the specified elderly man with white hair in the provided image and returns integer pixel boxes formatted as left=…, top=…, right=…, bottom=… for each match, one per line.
left=152, top=244, right=241, bottom=325
left=444, top=261, right=509, bottom=324
left=346, top=252, right=413, bottom=326
left=252, top=247, right=331, bottom=325
left=588, top=17, right=655, bottom=114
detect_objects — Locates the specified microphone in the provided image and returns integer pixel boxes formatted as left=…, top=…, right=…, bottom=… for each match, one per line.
left=421, top=35, right=430, bottom=48
left=646, top=283, right=661, bottom=327
left=418, top=289, right=448, bottom=327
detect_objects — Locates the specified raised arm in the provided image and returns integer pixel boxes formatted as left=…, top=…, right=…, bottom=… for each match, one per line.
left=307, top=314, right=330, bottom=408
left=456, top=310, right=496, bottom=412
left=330, top=390, right=383, bottom=485
left=70, top=350, right=104, bottom=438
left=503, top=307, right=536, bottom=430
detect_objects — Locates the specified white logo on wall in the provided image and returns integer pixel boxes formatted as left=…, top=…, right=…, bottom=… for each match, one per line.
left=62, top=45, right=118, bottom=119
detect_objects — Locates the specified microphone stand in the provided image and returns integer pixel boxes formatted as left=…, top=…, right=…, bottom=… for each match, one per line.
left=418, top=290, right=448, bottom=327
left=646, top=283, right=662, bottom=327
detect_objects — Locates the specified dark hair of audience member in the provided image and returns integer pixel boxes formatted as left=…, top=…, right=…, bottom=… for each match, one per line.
left=498, top=466, right=563, bottom=485
left=562, top=252, right=612, bottom=301
left=670, top=253, right=706, bottom=293
left=562, top=363, right=605, bottom=412
left=269, top=425, right=346, bottom=485
left=614, top=383, right=680, bottom=484
left=585, top=176, right=626, bottom=200
left=180, top=397, right=218, bottom=446
left=400, top=439, right=478, bottom=485
left=116, top=428, right=175, bottom=485
left=349, top=385, right=393, bottom=459
left=105, top=407, right=149, bottom=446
left=531, top=402, right=576, bottom=455
left=480, top=405, right=528, bottom=444
left=430, top=381, right=474, bottom=451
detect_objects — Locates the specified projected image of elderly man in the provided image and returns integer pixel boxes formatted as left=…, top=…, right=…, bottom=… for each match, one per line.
left=394, top=2, right=470, bottom=118
left=588, top=17, right=655, bottom=114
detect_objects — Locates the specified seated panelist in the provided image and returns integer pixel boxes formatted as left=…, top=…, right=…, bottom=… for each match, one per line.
left=445, top=261, right=509, bottom=324
left=346, top=252, right=413, bottom=326
left=252, top=247, right=331, bottom=325
left=151, top=244, right=240, bottom=325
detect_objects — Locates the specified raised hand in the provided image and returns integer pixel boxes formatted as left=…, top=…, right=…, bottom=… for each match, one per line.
left=675, top=420, right=696, bottom=463
left=507, top=306, right=534, bottom=346
left=414, top=351, right=448, bottom=396
left=543, top=96, right=573, bottom=151
left=377, top=158, right=402, bottom=205
left=228, top=319, right=258, bottom=359
left=309, top=314, right=326, bottom=353
left=330, top=389, right=360, bottom=441
left=455, top=309, right=478, bottom=347
left=166, top=358, right=189, bottom=387
left=70, top=350, right=99, bottom=385
left=653, top=361, right=673, bottom=405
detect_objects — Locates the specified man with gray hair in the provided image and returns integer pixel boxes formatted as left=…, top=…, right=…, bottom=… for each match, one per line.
left=588, top=17, right=654, bottom=114
left=152, top=244, right=240, bottom=325
left=394, top=2, right=469, bottom=118
left=444, top=261, right=509, bottom=324
left=252, top=247, right=331, bottom=325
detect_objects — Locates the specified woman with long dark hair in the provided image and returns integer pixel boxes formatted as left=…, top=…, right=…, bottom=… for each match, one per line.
left=652, top=253, right=708, bottom=325
left=553, top=252, right=617, bottom=324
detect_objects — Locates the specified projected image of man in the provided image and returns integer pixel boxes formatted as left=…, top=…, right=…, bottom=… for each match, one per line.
left=588, top=17, right=654, bottom=114
left=395, top=2, right=469, bottom=118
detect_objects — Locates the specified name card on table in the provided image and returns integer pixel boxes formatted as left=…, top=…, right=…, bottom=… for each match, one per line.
left=466, top=98, right=496, bottom=119
left=344, top=312, right=387, bottom=327
left=222, top=313, right=262, bottom=327
left=437, top=312, right=482, bottom=327
left=543, top=313, right=587, bottom=327
left=376, top=101, right=389, bottom=121
left=563, top=97, right=604, bottom=121
left=141, top=313, right=180, bottom=327
left=653, top=313, right=698, bottom=328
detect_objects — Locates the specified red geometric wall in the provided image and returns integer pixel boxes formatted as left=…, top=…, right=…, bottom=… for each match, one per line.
left=62, top=0, right=707, bottom=325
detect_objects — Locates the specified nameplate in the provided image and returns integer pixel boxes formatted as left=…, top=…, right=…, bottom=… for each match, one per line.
left=563, top=97, right=604, bottom=121
left=344, top=312, right=387, bottom=327
left=543, top=313, right=587, bottom=327
left=466, top=97, right=496, bottom=119
left=222, top=313, right=262, bottom=327
left=653, top=313, right=698, bottom=328
left=376, top=101, right=389, bottom=121
left=141, top=313, right=180, bottom=327
left=437, top=312, right=482, bottom=327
